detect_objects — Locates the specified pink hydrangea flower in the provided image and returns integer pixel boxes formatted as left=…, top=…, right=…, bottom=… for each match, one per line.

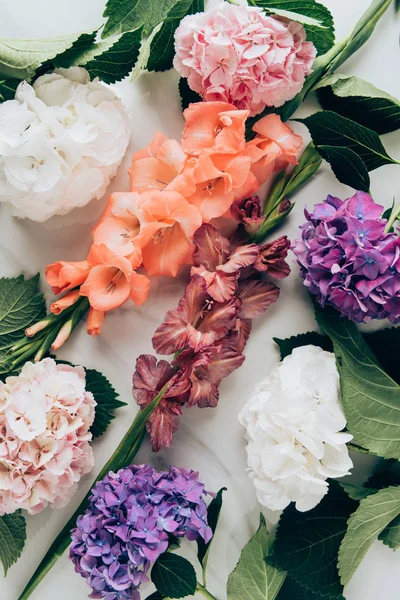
left=0, top=358, right=96, bottom=515
left=174, top=2, right=316, bottom=116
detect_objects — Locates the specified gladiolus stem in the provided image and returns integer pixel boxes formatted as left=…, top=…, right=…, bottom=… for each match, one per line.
left=196, top=583, right=219, bottom=600
left=18, top=383, right=169, bottom=600
left=385, top=203, right=400, bottom=233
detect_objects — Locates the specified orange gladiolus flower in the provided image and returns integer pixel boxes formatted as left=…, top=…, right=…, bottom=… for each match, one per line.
left=80, top=245, right=150, bottom=312
left=247, top=114, right=303, bottom=185
left=129, top=132, right=194, bottom=197
left=182, top=101, right=249, bottom=156
left=45, top=260, right=91, bottom=295
left=50, top=290, right=81, bottom=315
left=139, top=190, right=202, bottom=277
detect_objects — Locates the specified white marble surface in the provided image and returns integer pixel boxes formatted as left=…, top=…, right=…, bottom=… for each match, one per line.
left=0, top=1, right=399, bottom=598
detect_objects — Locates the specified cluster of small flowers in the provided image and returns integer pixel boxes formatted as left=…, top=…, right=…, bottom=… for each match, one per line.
left=0, top=67, right=130, bottom=222
left=70, top=464, right=212, bottom=599
left=45, top=102, right=301, bottom=337
left=292, top=192, right=400, bottom=322
left=174, top=2, right=316, bottom=116
left=239, top=345, right=353, bottom=512
left=0, top=358, right=95, bottom=515
left=133, top=222, right=291, bottom=451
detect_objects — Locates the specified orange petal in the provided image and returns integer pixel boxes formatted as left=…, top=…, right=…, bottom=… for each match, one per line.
left=93, top=215, right=144, bottom=259
left=80, top=264, right=131, bottom=311
left=129, top=157, right=179, bottom=193
left=50, top=290, right=80, bottom=315
left=45, top=260, right=91, bottom=295
left=142, top=224, right=191, bottom=277
left=253, top=114, right=303, bottom=164
left=130, top=272, right=151, bottom=305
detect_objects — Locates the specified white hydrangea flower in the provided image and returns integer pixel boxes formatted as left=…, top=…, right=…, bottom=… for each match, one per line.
left=239, top=345, right=353, bottom=512
left=0, top=67, right=131, bottom=222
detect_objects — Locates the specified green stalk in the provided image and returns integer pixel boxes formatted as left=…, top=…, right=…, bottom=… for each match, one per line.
left=385, top=204, right=400, bottom=232
left=18, top=384, right=169, bottom=600
left=196, top=583, right=219, bottom=600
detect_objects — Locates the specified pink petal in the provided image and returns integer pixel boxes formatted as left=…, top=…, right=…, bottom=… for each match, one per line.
left=220, top=244, right=259, bottom=273
left=132, top=355, right=175, bottom=406
left=193, top=224, right=230, bottom=271
left=238, top=280, right=280, bottom=319
left=147, top=404, right=181, bottom=452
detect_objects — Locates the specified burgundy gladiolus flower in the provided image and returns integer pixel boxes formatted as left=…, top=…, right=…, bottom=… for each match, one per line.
left=70, top=464, right=213, bottom=599
left=231, top=195, right=265, bottom=235
left=292, top=191, right=400, bottom=323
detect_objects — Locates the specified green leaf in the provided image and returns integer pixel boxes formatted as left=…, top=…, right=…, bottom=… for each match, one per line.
left=297, top=111, right=399, bottom=171
left=197, top=487, right=226, bottom=570
left=317, top=75, right=400, bottom=135
left=272, top=481, right=357, bottom=598
left=339, top=482, right=376, bottom=501
left=102, top=0, right=179, bottom=38
left=338, top=486, right=400, bottom=585
left=0, top=77, right=19, bottom=101
left=0, top=274, right=46, bottom=369
left=0, top=33, right=83, bottom=79
left=54, top=29, right=143, bottom=84
left=145, top=593, right=166, bottom=600
left=277, top=576, right=330, bottom=600
left=273, top=332, right=332, bottom=360
left=379, top=514, right=400, bottom=550
left=151, top=553, right=197, bottom=599
left=364, top=328, right=400, bottom=385
left=147, top=0, right=204, bottom=72
left=315, top=304, right=400, bottom=459
left=0, top=511, right=26, bottom=575
left=227, top=514, right=286, bottom=600
left=85, top=368, right=126, bottom=438
left=253, top=0, right=335, bottom=55
left=178, top=77, right=202, bottom=110
left=318, top=145, right=370, bottom=192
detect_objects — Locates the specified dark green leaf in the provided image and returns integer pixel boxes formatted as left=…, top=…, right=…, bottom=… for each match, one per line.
left=151, top=553, right=197, bottom=598
left=197, top=487, right=226, bottom=569
left=364, top=328, right=400, bottom=385
left=85, top=368, right=126, bottom=438
left=227, top=514, right=286, bottom=600
left=102, top=0, right=179, bottom=38
left=297, top=111, right=399, bottom=171
left=0, top=78, right=19, bottom=101
left=0, top=33, right=83, bottom=79
left=318, top=146, right=370, bottom=192
left=315, top=304, right=400, bottom=459
left=253, top=0, right=335, bottom=54
left=145, top=593, right=166, bottom=600
left=338, top=486, right=400, bottom=585
left=272, top=482, right=357, bottom=598
left=379, top=514, right=400, bottom=550
left=0, top=511, right=26, bottom=575
left=179, top=77, right=202, bottom=110
left=339, top=482, right=376, bottom=501
left=0, top=274, right=46, bottom=370
left=317, top=75, right=400, bottom=135
left=148, top=0, right=204, bottom=72
left=277, top=575, right=335, bottom=600
left=273, top=332, right=332, bottom=359
left=55, top=29, right=143, bottom=84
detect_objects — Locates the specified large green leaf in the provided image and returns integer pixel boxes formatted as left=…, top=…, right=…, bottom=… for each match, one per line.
left=148, top=0, right=204, bottom=72
left=0, top=512, right=26, bottom=575
left=298, top=111, right=399, bottom=171
left=315, top=305, right=400, bottom=459
left=102, top=0, right=179, bottom=38
left=338, top=486, right=400, bottom=585
left=0, top=274, right=46, bottom=369
left=317, top=75, right=400, bottom=135
left=277, top=576, right=331, bottom=599
left=197, top=487, right=226, bottom=571
left=151, top=553, right=197, bottom=599
left=227, top=514, right=286, bottom=600
left=0, top=33, right=83, bottom=79
left=253, top=0, right=335, bottom=55
left=85, top=369, right=126, bottom=438
left=318, top=145, right=370, bottom=192
left=54, top=29, right=143, bottom=84
left=272, top=482, right=357, bottom=598
left=179, top=77, right=202, bottom=110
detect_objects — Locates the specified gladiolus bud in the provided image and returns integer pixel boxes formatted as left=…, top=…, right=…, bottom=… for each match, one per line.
left=50, top=290, right=80, bottom=315
left=87, top=309, right=106, bottom=337
left=25, top=318, right=52, bottom=338
left=51, top=320, right=73, bottom=351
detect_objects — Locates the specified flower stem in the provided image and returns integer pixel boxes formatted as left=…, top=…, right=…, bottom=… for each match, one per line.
left=196, top=583, right=219, bottom=600
left=17, top=384, right=169, bottom=600
left=385, top=203, right=400, bottom=233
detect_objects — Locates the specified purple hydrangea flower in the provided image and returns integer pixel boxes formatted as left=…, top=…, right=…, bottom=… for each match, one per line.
left=70, top=465, right=213, bottom=599
left=292, top=191, right=400, bottom=323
